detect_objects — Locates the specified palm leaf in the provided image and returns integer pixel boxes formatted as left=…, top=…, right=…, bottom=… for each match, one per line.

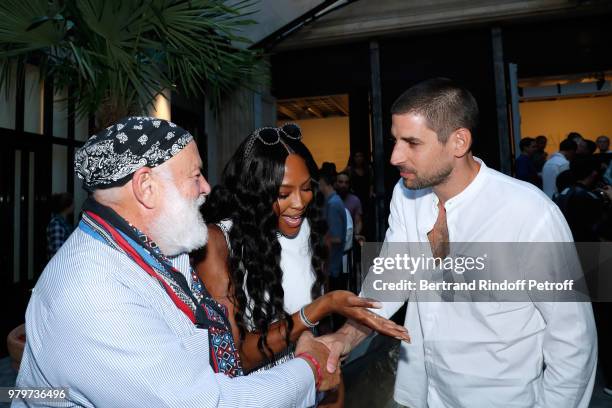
left=0, top=0, right=264, bottom=123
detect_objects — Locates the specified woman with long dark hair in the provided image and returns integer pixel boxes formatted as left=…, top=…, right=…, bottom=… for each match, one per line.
left=192, top=124, right=407, bottom=380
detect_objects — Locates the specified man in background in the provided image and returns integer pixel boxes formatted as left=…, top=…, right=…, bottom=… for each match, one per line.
left=515, top=137, right=539, bottom=186
left=319, top=165, right=347, bottom=292
left=336, top=171, right=364, bottom=243
left=542, top=138, right=577, bottom=198
left=46, top=192, right=74, bottom=259
left=595, top=135, right=612, bottom=168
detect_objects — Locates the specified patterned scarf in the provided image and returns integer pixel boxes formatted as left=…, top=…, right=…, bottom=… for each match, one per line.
left=79, top=198, right=243, bottom=377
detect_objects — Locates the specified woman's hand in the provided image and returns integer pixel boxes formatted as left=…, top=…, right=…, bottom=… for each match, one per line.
left=323, top=291, right=410, bottom=341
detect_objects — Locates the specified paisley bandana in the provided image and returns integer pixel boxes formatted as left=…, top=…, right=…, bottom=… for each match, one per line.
left=75, top=116, right=193, bottom=191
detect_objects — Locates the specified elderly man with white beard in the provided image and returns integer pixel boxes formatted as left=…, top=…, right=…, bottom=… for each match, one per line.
left=13, top=117, right=339, bottom=407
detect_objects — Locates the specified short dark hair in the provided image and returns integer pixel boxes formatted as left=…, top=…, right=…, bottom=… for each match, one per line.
left=391, top=77, right=479, bottom=142
left=519, top=137, right=535, bottom=152
left=50, top=193, right=73, bottom=214
left=584, top=140, right=597, bottom=155
left=319, top=163, right=337, bottom=186
left=535, top=135, right=547, bottom=143
left=567, top=132, right=583, bottom=142
left=337, top=171, right=350, bottom=180
left=559, top=139, right=577, bottom=152
left=570, top=155, right=599, bottom=180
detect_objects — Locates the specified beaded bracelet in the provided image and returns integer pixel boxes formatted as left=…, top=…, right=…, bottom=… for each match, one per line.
left=299, top=306, right=319, bottom=328
left=296, top=352, right=322, bottom=389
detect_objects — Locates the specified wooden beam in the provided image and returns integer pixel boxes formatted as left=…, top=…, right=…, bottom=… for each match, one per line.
left=278, top=105, right=298, bottom=120
left=328, top=95, right=349, bottom=116
left=306, top=105, right=324, bottom=118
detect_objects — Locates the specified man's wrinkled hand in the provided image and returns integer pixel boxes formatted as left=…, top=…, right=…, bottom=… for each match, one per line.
left=295, top=331, right=341, bottom=391
left=313, top=332, right=353, bottom=374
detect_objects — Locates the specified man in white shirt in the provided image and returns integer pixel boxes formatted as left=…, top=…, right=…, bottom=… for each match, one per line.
left=321, top=79, right=597, bottom=408
left=542, top=138, right=578, bottom=198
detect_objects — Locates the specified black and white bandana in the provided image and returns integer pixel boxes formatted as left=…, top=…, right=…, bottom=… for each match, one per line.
left=75, top=116, right=193, bottom=191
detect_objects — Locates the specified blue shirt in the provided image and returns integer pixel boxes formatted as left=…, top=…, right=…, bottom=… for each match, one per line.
left=14, top=227, right=316, bottom=407
left=515, top=154, right=538, bottom=185
left=324, top=192, right=346, bottom=278
left=46, top=214, right=72, bottom=259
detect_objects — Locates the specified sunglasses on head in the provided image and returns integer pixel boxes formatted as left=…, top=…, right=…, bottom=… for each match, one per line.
left=244, top=123, right=302, bottom=159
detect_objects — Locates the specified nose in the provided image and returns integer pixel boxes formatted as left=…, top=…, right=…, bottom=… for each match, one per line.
left=199, top=175, right=211, bottom=195
left=389, top=143, right=404, bottom=167
left=291, top=192, right=305, bottom=210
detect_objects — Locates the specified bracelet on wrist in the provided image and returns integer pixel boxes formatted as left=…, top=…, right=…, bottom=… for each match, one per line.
left=296, top=352, right=322, bottom=389
left=299, top=306, right=319, bottom=328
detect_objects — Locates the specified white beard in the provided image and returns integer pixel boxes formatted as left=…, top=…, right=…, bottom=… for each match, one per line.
left=150, top=182, right=208, bottom=257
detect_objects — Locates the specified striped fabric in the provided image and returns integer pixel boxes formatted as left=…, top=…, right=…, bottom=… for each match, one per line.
left=13, top=228, right=316, bottom=408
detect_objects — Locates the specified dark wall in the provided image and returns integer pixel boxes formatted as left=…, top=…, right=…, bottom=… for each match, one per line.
left=378, top=28, right=500, bottom=197
left=272, top=42, right=371, bottom=99
left=503, top=14, right=612, bottom=79
left=271, top=12, right=612, bottom=207
left=271, top=42, right=372, bottom=163
left=272, top=28, right=500, bottom=203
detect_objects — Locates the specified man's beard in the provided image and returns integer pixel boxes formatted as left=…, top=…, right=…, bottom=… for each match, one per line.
left=401, top=163, right=453, bottom=190
left=150, top=183, right=208, bottom=257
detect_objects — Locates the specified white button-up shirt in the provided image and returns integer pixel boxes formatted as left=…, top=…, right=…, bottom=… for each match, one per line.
left=371, top=158, right=597, bottom=408
left=14, top=228, right=316, bottom=407
left=542, top=152, right=570, bottom=198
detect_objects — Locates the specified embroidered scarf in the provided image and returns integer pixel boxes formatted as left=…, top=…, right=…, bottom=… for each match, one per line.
left=79, top=198, right=243, bottom=377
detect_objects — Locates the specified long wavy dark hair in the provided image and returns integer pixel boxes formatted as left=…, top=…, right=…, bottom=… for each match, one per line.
left=202, top=124, right=328, bottom=359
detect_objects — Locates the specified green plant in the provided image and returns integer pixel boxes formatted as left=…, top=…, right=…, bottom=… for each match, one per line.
left=0, top=0, right=264, bottom=123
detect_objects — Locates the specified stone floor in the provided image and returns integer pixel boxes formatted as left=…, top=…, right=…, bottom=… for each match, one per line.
left=343, top=336, right=612, bottom=408
left=1, top=340, right=610, bottom=407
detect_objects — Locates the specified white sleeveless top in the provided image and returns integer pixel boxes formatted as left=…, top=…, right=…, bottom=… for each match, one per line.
left=216, top=218, right=316, bottom=327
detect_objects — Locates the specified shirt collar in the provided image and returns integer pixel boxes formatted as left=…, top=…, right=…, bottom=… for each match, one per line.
left=432, top=156, right=488, bottom=212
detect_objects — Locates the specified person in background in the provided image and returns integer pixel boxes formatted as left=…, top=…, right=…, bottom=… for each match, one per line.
left=542, top=138, right=577, bottom=198
left=584, top=139, right=597, bottom=156
left=46, top=192, right=74, bottom=259
left=554, top=155, right=608, bottom=242
left=597, top=135, right=611, bottom=154
left=515, top=137, right=539, bottom=186
left=319, top=165, right=347, bottom=293
left=344, top=151, right=375, bottom=239
left=532, top=135, right=548, bottom=174
left=335, top=171, right=364, bottom=243
left=595, top=135, right=612, bottom=168
left=567, top=131, right=589, bottom=156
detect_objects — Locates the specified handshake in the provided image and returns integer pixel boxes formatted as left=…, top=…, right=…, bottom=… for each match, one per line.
left=294, top=331, right=342, bottom=391
left=294, top=316, right=410, bottom=391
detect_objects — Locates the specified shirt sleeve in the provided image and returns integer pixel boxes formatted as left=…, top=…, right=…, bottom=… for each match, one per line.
left=361, top=182, right=408, bottom=319
left=22, top=275, right=316, bottom=408
left=525, top=205, right=597, bottom=408
left=542, top=163, right=558, bottom=198
left=327, top=200, right=346, bottom=240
